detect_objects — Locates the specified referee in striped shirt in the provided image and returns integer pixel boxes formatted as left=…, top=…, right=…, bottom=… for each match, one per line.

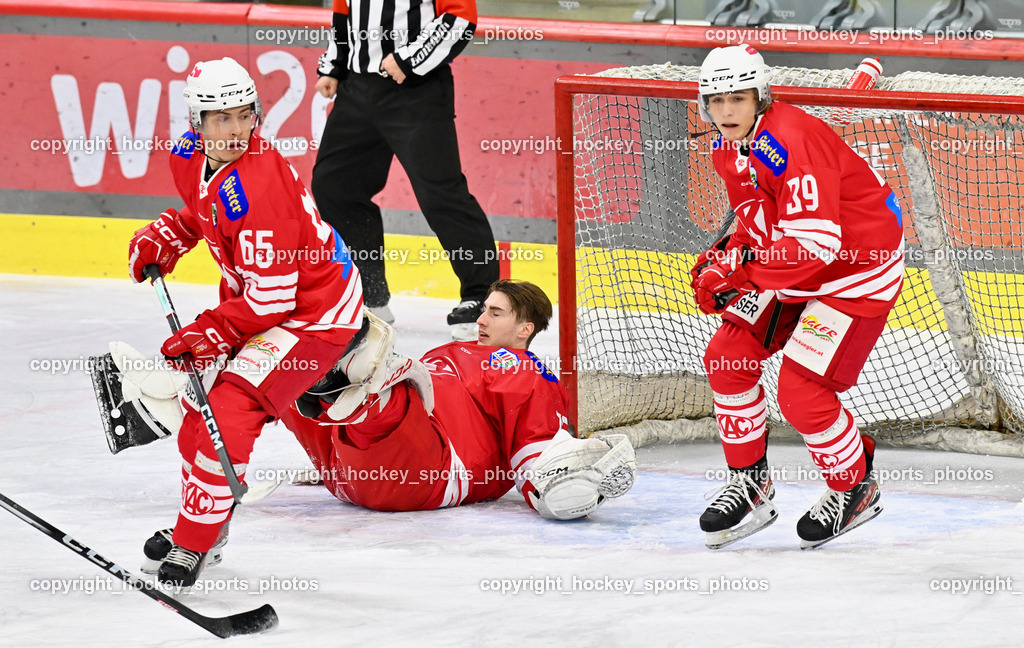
left=312, top=0, right=499, bottom=341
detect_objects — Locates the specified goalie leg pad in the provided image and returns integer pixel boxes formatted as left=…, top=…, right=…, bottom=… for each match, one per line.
left=526, top=432, right=637, bottom=520
left=325, top=354, right=434, bottom=422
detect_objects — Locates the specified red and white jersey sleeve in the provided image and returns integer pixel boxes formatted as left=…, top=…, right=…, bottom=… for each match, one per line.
left=420, top=342, right=570, bottom=507
left=167, top=132, right=363, bottom=345
left=712, top=102, right=905, bottom=317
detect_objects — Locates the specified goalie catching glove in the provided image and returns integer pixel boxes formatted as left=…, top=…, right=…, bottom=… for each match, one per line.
left=523, top=431, right=637, bottom=520
left=691, top=240, right=757, bottom=314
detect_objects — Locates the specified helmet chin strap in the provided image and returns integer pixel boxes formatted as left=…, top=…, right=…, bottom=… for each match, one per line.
left=196, top=129, right=255, bottom=171
left=740, top=114, right=765, bottom=149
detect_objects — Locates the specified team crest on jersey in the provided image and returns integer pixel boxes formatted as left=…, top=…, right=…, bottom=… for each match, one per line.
left=525, top=350, right=559, bottom=383
left=172, top=131, right=197, bottom=159
left=751, top=131, right=788, bottom=176
left=490, top=348, right=520, bottom=369
left=218, top=170, right=249, bottom=220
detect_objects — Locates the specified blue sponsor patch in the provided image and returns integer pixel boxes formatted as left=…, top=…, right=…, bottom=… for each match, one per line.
left=331, top=226, right=354, bottom=280
left=218, top=170, right=249, bottom=221
left=490, top=348, right=520, bottom=369
left=751, top=131, right=788, bottom=176
left=712, top=134, right=723, bottom=150
left=525, top=350, right=559, bottom=383
left=171, top=131, right=197, bottom=159
left=886, top=191, right=903, bottom=228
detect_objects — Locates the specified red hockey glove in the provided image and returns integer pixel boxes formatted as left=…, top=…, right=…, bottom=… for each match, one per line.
left=128, top=209, right=199, bottom=283
left=689, top=234, right=732, bottom=285
left=160, top=310, right=243, bottom=370
left=691, top=247, right=756, bottom=314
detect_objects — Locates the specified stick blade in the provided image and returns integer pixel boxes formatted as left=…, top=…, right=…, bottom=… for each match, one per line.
left=203, top=604, right=279, bottom=638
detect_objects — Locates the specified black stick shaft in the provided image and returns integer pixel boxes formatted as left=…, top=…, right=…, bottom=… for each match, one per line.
left=0, top=492, right=276, bottom=638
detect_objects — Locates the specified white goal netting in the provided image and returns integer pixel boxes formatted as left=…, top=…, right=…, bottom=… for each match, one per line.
left=560, top=64, right=1024, bottom=454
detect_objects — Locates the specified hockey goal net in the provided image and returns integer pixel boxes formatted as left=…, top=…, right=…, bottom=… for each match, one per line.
left=555, top=64, right=1024, bottom=453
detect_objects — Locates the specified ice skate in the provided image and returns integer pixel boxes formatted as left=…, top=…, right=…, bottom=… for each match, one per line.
left=447, top=300, right=484, bottom=341
left=141, top=527, right=227, bottom=574
left=700, top=457, right=777, bottom=549
left=797, top=475, right=882, bottom=549
left=157, top=544, right=208, bottom=591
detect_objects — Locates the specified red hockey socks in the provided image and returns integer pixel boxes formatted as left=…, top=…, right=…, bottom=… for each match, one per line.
left=714, top=385, right=769, bottom=469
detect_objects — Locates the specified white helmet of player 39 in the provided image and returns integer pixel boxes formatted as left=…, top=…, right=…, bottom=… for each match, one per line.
left=182, top=57, right=264, bottom=132
left=697, top=44, right=772, bottom=122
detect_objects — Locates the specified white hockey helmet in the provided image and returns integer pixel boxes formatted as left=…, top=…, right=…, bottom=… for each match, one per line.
left=697, top=44, right=772, bottom=122
left=183, top=57, right=263, bottom=132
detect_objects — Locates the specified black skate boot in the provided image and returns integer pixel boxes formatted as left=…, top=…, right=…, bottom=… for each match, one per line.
left=88, top=352, right=173, bottom=455
left=797, top=434, right=883, bottom=549
left=447, top=300, right=484, bottom=341
left=157, top=544, right=208, bottom=590
left=141, top=526, right=227, bottom=574
left=699, top=456, right=777, bottom=549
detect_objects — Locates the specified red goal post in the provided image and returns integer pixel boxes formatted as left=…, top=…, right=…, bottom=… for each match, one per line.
left=554, top=67, right=1024, bottom=453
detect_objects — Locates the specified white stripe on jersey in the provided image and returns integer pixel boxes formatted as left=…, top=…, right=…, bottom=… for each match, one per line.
left=241, top=270, right=298, bottom=316
left=282, top=271, right=363, bottom=332
left=511, top=439, right=550, bottom=474
left=777, top=240, right=904, bottom=302
left=440, top=444, right=470, bottom=508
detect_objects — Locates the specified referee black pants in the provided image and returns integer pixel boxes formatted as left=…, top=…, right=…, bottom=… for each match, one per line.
left=311, top=66, right=499, bottom=308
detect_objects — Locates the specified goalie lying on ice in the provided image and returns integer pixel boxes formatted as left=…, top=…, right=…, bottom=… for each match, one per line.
left=286, top=279, right=638, bottom=520
left=93, top=280, right=637, bottom=522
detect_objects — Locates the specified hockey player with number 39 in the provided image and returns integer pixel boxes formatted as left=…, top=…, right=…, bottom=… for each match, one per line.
left=690, top=45, right=904, bottom=549
left=112, top=57, right=364, bottom=587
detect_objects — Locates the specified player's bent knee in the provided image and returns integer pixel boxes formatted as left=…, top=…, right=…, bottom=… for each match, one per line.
left=776, top=365, right=842, bottom=433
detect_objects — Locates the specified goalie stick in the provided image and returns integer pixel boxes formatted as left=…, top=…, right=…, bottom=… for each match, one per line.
left=144, top=265, right=247, bottom=504
left=0, top=492, right=278, bottom=638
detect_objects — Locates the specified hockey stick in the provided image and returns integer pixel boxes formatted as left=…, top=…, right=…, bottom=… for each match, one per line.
left=144, top=265, right=247, bottom=504
left=0, top=492, right=277, bottom=638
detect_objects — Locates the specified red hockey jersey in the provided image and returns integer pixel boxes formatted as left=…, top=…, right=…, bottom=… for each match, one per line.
left=420, top=342, right=570, bottom=508
left=168, top=132, right=363, bottom=344
left=712, top=101, right=905, bottom=317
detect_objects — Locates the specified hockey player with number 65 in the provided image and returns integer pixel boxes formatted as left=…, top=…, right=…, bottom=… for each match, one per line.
left=690, top=45, right=904, bottom=549
left=94, top=57, right=365, bottom=588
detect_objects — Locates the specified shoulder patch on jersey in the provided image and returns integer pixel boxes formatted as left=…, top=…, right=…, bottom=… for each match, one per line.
left=218, top=170, right=249, bottom=221
left=751, top=130, right=788, bottom=176
left=331, top=226, right=355, bottom=279
left=171, top=131, right=197, bottom=159
left=886, top=191, right=903, bottom=228
left=525, top=350, right=559, bottom=384
left=490, top=348, right=520, bottom=369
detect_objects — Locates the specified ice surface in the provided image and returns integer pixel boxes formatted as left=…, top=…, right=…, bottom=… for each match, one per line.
left=2, top=276, right=1023, bottom=647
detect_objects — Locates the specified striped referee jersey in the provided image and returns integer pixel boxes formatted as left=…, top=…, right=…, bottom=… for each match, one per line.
left=318, top=0, right=477, bottom=79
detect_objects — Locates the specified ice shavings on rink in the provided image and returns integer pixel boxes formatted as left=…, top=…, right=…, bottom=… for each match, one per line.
left=2, top=275, right=1023, bottom=647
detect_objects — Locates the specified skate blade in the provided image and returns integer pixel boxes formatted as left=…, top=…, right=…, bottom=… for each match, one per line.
left=705, top=501, right=779, bottom=550
left=88, top=354, right=129, bottom=454
left=799, top=502, right=884, bottom=550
